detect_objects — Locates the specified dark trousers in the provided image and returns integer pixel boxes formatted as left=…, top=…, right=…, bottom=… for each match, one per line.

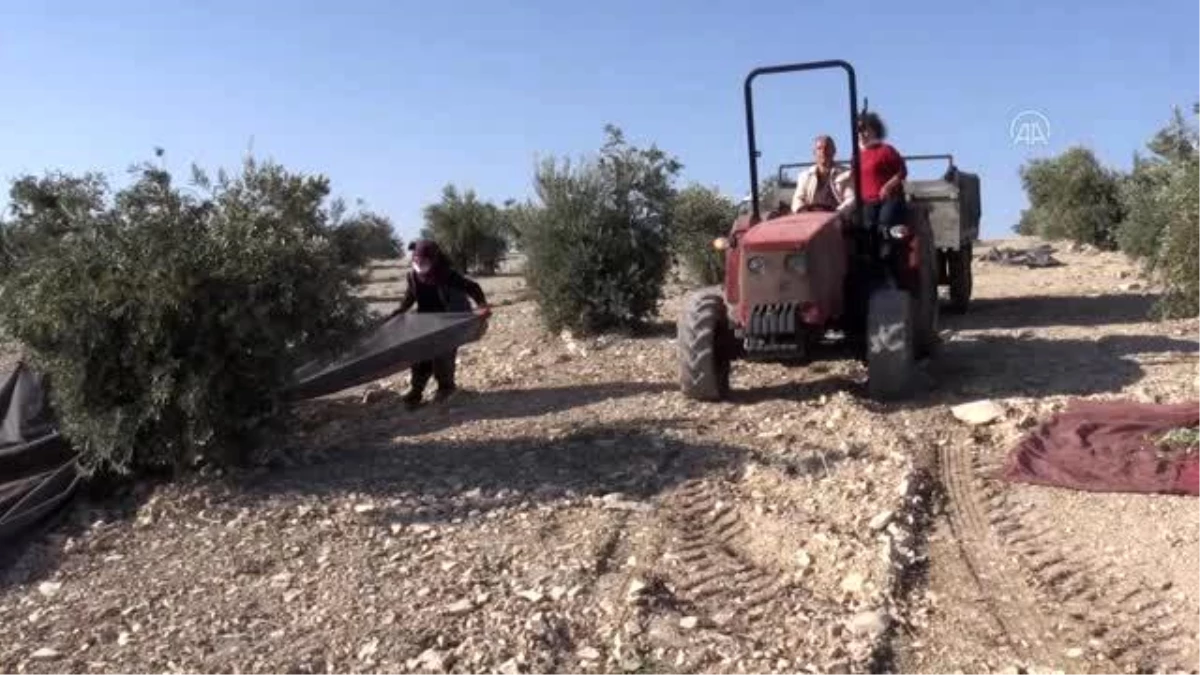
left=863, top=195, right=906, bottom=231
left=411, top=349, right=457, bottom=394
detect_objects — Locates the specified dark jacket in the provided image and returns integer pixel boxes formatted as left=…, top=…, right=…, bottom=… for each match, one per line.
left=396, top=268, right=487, bottom=314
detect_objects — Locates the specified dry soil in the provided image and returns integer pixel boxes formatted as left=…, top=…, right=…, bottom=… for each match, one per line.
left=0, top=236, right=1196, bottom=674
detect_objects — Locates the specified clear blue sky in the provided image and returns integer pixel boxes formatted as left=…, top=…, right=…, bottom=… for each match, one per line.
left=2, top=0, right=1196, bottom=241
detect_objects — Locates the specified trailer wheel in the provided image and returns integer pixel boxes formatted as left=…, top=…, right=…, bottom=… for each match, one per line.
left=866, top=288, right=915, bottom=401
left=678, top=287, right=733, bottom=401
left=914, top=224, right=941, bottom=357
left=948, top=243, right=973, bottom=313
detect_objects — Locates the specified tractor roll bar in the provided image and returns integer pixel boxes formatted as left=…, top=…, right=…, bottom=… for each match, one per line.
left=778, top=155, right=955, bottom=185
left=743, top=60, right=862, bottom=226
left=777, top=153, right=955, bottom=183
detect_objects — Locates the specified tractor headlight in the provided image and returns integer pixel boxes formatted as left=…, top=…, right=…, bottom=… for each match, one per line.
left=747, top=256, right=766, bottom=274
left=785, top=252, right=808, bottom=274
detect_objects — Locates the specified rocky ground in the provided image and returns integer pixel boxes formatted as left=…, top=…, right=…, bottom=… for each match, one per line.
left=0, top=237, right=1196, bottom=674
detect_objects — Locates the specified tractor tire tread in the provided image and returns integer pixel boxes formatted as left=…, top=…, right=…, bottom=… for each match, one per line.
left=678, top=287, right=732, bottom=402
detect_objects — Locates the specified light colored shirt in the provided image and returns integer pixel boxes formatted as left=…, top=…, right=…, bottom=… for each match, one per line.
left=791, top=164, right=853, bottom=213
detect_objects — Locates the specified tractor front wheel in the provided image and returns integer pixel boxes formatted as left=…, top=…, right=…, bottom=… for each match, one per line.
left=678, top=287, right=733, bottom=401
left=866, top=287, right=915, bottom=401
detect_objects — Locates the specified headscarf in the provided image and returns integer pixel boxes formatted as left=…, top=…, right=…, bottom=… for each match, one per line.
left=409, top=239, right=450, bottom=284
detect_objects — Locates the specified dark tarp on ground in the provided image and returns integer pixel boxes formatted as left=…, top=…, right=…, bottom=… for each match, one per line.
left=285, top=311, right=487, bottom=400
left=0, top=310, right=488, bottom=548
left=0, top=362, right=81, bottom=546
left=979, top=244, right=1064, bottom=268
left=1000, top=399, right=1200, bottom=496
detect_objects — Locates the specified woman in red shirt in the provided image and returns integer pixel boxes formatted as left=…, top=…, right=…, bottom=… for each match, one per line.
left=854, top=112, right=908, bottom=232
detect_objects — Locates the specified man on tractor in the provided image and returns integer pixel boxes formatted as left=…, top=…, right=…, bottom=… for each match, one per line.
left=790, top=134, right=853, bottom=214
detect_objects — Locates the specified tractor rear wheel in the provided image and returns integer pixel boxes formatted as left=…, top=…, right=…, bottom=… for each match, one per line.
left=866, top=287, right=915, bottom=401
left=678, top=287, right=733, bottom=401
left=947, top=243, right=973, bottom=313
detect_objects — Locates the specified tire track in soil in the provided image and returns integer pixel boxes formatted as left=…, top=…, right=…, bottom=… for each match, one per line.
left=914, top=438, right=1193, bottom=674
left=660, top=478, right=793, bottom=629
left=979, top=446, right=1198, bottom=673
left=928, top=439, right=1081, bottom=670
left=639, top=471, right=845, bottom=672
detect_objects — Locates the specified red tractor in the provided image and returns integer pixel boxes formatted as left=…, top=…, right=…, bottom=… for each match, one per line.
left=677, top=60, right=940, bottom=402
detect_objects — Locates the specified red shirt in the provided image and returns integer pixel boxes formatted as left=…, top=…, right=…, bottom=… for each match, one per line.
left=856, top=142, right=907, bottom=203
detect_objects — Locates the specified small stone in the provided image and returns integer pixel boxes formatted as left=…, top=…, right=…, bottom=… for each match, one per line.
left=549, top=586, right=567, bottom=601
left=795, top=549, right=812, bottom=570
left=951, top=400, right=1005, bottom=426
left=37, top=581, right=62, bottom=598
left=353, top=503, right=376, bottom=514
left=869, top=510, right=894, bottom=531
left=517, top=589, right=544, bottom=603
left=577, top=646, right=601, bottom=661
left=117, top=632, right=131, bottom=646
left=358, top=639, right=379, bottom=660
left=712, top=610, right=737, bottom=627
left=445, top=598, right=474, bottom=615
left=841, top=572, right=866, bottom=594
left=679, top=616, right=699, bottom=629
left=848, top=609, right=889, bottom=639
left=408, top=648, right=449, bottom=671
left=30, top=647, right=60, bottom=660
left=1064, top=647, right=1084, bottom=658
left=626, top=578, right=647, bottom=602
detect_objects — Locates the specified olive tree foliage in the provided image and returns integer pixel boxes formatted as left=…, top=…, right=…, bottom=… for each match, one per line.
left=328, top=200, right=402, bottom=267
left=1117, top=105, right=1198, bottom=255
left=1014, top=104, right=1199, bottom=318
left=518, top=125, right=683, bottom=335
left=0, top=154, right=372, bottom=477
left=1117, top=105, right=1199, bottom=317
left=671, top=184, right=738, bottom=286
left=420, top=185, right=511, bottom=275
left=0, top=172, right=110, bottom=276
left=1014, top=146, right=1126, bottom=249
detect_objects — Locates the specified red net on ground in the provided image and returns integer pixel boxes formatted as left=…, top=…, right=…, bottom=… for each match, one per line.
left=1000, top=400, right=1199, bottom=497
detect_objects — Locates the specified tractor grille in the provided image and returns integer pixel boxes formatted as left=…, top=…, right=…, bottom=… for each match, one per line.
left=747, top=302, right=799, bottom=337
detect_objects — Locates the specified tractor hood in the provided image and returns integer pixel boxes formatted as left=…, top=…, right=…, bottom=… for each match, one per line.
left=728, top=210, right=847, bottom=328
left=740, top=212, right=840, bottom=251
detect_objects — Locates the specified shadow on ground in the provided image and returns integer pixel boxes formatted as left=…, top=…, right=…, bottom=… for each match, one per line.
left=0, top=477, right=166, bottom=591
left=728, top=373, right=866, bottom=405
left=231, top=419, right=747, bottom=530
left=294, top=381, right=673, bottom=439
left=625, top=320, right=677, bottom=340
left=920, top=333, right=1197, bottom=405
left=944, top=292, right=1162, bottom=330
left=716, top=333, right=1196, bottom=410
